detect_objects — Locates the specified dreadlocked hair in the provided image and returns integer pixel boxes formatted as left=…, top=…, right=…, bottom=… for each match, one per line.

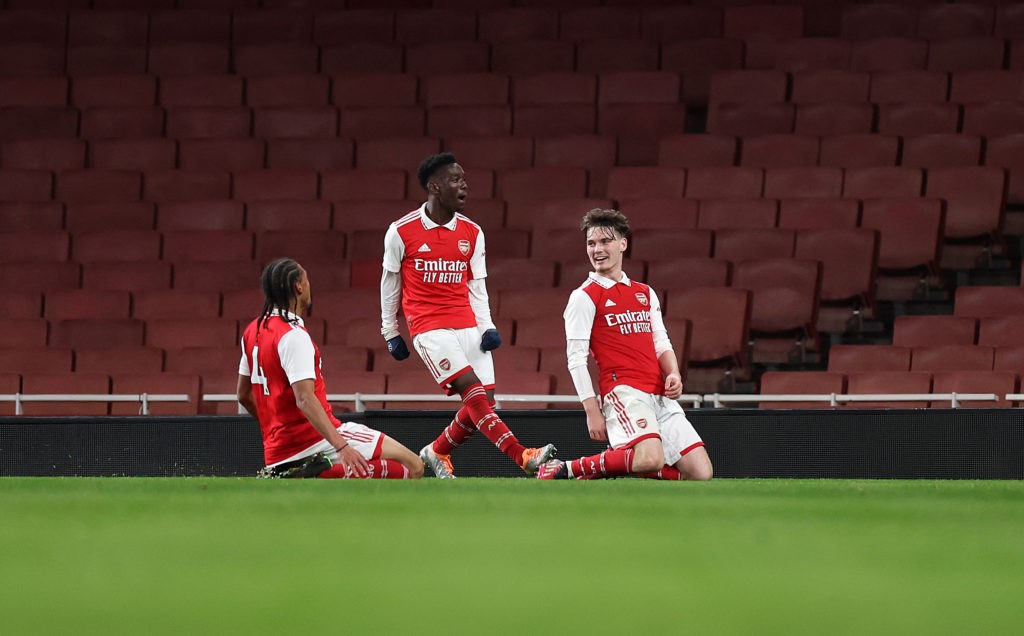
left=257, top=257, right=304, bottom=331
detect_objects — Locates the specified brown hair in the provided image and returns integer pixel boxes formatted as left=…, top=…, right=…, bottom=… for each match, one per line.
left=580, top=208, right=630, bottom=238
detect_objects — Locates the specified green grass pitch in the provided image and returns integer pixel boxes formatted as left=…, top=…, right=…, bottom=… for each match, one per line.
left=2, top=478, right=1022, bottom=635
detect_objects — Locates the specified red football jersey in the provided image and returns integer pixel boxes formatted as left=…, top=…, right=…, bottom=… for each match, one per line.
left=566, top=276, right=665, bottom=397
left=239, top=312, right=338, bottom=465
left=383, top=205, right=486, bottom=336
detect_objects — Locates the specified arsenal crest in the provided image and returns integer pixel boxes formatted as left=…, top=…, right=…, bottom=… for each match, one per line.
left=458, top=239, right=471, bottom=256
left=439, top=358, right=451, bottom=371
left=637, top=418, right=648, bottom=429
left=635, top=292, right=649, bottom=306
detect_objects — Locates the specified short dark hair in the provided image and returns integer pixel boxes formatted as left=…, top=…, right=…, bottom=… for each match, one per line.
left=417, top=152, right=457, bottom=191
left=581, top=208, right=630, bottom=239
left=257, top=257, right=304, bottom=330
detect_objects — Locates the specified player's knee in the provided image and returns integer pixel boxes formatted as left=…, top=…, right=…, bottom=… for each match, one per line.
left=631, top=447, right=663, bottom=474
left=685, top=459, right=714, bottom=482
left=407, top=457, right=425, bottom=479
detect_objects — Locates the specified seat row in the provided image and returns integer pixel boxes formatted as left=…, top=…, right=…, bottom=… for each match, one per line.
left=3, top=33, right=1023, bottom=80
left=2, top=4, right=1021, bottom=46
left=4, top=69, right=1023, bottom=110
left=760, top=369, right=1022, bottom=409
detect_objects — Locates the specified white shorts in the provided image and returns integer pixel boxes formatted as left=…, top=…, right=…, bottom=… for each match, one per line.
left=270, top=421, right=384, bottom=468
left=412, top=327, right=495, bottom=394
left=602, top=385, right=705, bottom=466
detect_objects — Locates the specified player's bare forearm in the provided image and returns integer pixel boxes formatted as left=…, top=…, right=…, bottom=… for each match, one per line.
left=236, top=375, right=259, bottom=419
left=582, top=397, right=608, bottom=442
left=657, top=350, right=683, bottom=399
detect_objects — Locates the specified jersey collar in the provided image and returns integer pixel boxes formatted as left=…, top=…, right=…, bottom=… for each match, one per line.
left=269, top=308, right=305, bottom=326
left=588, top=270, right=632, bottom=289
left=418, top=203, right=458, bottom=230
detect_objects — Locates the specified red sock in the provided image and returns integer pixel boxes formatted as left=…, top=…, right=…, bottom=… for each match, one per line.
left=636, top=465, right=683, bottom=480
left=431, top=406, right=476, bottom=456
left=460, top=382, right=526, bottom=465
left=318, top=459, right=410, bottom=479
left=568, top=448, right=635, bottom=478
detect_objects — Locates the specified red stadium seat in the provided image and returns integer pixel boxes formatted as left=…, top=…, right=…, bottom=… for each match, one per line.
left=445, top=135, right=531, bottom=172
left=0, top=77, right=67, bottom=107
left=954, top=286, right=1024, bottom=319
left=160, top=75, right=244, bottom=108
left=148, top=43, right=229, bottom=76
left=605, top=167, right=685, bottom=200
left=877, top=102, right=961, bottom=136
left=642, top=5, right=723, bottom=41
left=0, top=169, right=53, bottom=201
left=344, top=229, right=387, bottom=261
left=21, top=372, right=111, bottom=416
left=172, top=260, right=260, bottom=293
left=479, top=7, right=557, bottom=42
left=321, top=42, right=403, bottom=75
left=871, top=70, right=950, bottom=104
left=134, top=290, right=220, bottom=320
left=979, top=316, right=1024, bottom=348
left=850, top=37, right=927, bottom=72
left=514, top=316, right=567, bottom=349
left=713, top=228, right=795, bottom=262
left=656, top=258, right=732, bottom=303
left=0, top=202, right=63, bottom=232
left=74, top=346, right=164, bottom=376
left=860, top=197, right=944, bottom=274
left=668, top=286, right=752, bottom=391
left=0, top=107, right=79, bottom=141
left=57, top=169, right=142, bottom=203
left=950, top=70, right=1024, bottom=104
left=491, top=40, right=574, bottom=74
left=961, top=101, right=1024, bottom=137
left=110, top=373, right=200, bottom=416
left=843, top=167, right=923, bottom=199
left=793, top=103, right=875, bottom=136
left=339, top=106, right=425, bottom=139
left=893, top=316, right=977, bottom=348
left=790, top=70, right=869, bottom=104
left=759, top=371, right=845, bottom=409
left=0, top=319, right=48, bottom=348
left=616, top=198, right=699, bottom=231
left=918, top=3, right=994, bottom=39
left=233, top=43, right=318, bottom=76
left=256, top=230, right=346, bottom=263
left=234, top=169, right=319, bottom=202
left=925, top=167, right=1006, bottom=240
left=166, top=107, right=252, bottom=139
left=89, top=138, right=176, bottom=171
left=150, top=8, right=231, bottom=41
left=80, top=107, right=164, bottom=141
left=394, top=8, right=475, bottom=45
left=911, top=345, right=994, bottom=373
left=356, top=138, right=439, bottom=173
left=698, top=199, right=778, bottom=230
left=246, top=201, right=331, bottom=233
left=840, top=4, right=916, bottom=40
left=778, top=198, right=860, bottom=230
left=763, top=167, right=843, bottom=199
left=685, top=167, right=763, bottom=199
left=932, top=371, right=1016, bottom=408
left=795, top=228, right=877, bottom=304
left=179, top=139, right=265, bottom=173
left=8, top=293, right=44, bottom=319
left=312, top=9, right=392, bottom=45
left=772, top=37, right=850, bottom=72
left=321, top=168, right=409, bottom=201
left=732, top=258, right=821, bottom=354
left=708, top=102, right=795, bottom=137
left=332, top=74, right=417, bottom=108
left=818, top=134, right=899, bottom=169
left=994, top=346, right=1024, bottom=375
left=68, top=9, right=146, bottom=47
left=845, top=371, right=931, bottom=409
left=486, top=258, right=558, bottom=291
left=266, top=139, right=353, bottom=171
left=1, top=139, right=86, bottom=171
left=497, top=167, right=588, bottom=201
left=577, top=39, right=659, bottom=73
left=828, top=345, right=911, bottom=372
left=72, top=229, right=161, bottom=262
left=1, top=262, right=79, bottom=294
left=629, top=228, right=714, bottom=261
left=660, top=38, right=744, bottom=105
left=496, top=288, right=570, bottom=320
left=156, top=200, right=244, bottom=231
left=51, top=318, right=145, bottom=349
left=232, top=8, right=312, bottom=46
left=67, top=199, right=157, bottom=232
left=658, top=134, right=737, bottom=169
left=45, top=289, right=131, bottom=320
left=247, top=74, right=330, bottom=109
left=81, top=261, right=171, bottom=292
left=927, top=37, right=1006, bottom=73
left=405, top=42, right=490, bottom=76
left=901, top=134, right=982, bottom=169
left=427, top=105, right=511, bottom=138
left=0, top=347, right=72, bottom=375
left=0, top=231, right=68, bottom=263
left=708, top=70, right=788, bottom=107
left=146, top=318, right=237, bottom=350
left=505, top=197, right=610, bottom=231
left=72, top=74, right=156, bottom=108
left=0, top=10, right=67, bottom=47
left=740, top=134, right=819, bottom=168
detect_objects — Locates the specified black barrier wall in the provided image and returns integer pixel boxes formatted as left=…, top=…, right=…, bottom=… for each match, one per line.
left=1, top=409, right=1022, bottom=478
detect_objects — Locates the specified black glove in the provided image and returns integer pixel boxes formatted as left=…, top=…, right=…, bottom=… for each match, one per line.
left=387, top=335, right=410, bottom=360
left=480, top=328, right=502, bottom=352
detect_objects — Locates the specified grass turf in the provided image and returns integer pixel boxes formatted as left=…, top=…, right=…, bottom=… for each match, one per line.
left=1, top=478, right=1022, bottom=635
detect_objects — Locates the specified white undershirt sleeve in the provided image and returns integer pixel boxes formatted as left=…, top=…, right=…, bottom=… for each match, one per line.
left=649, top=289, right=673, bottom=357
left=468, top=279, right=495, bottom=331
left=564, top=288, right=598, bottom=402
left=566, top=339, right=596, bottom=401
left=278, top=329, right=317, bottom=384
left=380, top=224, right=405, bottom=340
left=238, top=336, right=250, bottom=376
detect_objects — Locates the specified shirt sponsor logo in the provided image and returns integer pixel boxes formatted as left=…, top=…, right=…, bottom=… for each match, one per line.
left=604, top=308, right=653, bottom=335
left=413, top=257, right=468, bottom=284
left=458, top=239, right=471, bottom=256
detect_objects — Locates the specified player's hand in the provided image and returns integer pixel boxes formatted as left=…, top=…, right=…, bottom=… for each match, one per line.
left=386, top=335, right=410, bottom=360
left=586, top=411, right=608, bottom=442
left=336, top=445, right=370, bottom=478
left=480, top=328, right=502, bottom=352
left=663, top=372, right=683, bottom=399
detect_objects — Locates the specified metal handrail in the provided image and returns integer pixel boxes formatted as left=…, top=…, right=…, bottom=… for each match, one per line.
left=0, top=394, right=190, bottom=416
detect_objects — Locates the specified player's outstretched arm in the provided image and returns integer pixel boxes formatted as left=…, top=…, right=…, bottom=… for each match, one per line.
left=292, top=379, right=369, bottom=477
